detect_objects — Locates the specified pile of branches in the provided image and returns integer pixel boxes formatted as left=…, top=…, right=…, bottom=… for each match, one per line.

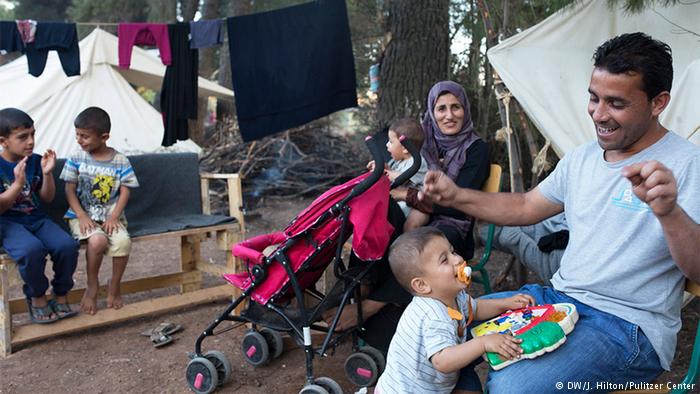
left=200, top=117, right=370, bottom=209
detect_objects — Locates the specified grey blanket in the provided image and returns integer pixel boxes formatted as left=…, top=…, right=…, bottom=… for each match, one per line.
left=46, top=152, right=235, bottom=237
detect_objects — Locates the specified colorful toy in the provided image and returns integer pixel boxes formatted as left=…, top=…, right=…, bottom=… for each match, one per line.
left=471, top=303, right=578, bottom=370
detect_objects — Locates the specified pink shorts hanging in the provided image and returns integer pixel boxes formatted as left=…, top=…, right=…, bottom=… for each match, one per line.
left=118, top=23, right=171, bottom=69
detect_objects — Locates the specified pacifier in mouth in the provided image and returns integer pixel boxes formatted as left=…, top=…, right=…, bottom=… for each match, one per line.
left=456, top=261, right=472, bottom=285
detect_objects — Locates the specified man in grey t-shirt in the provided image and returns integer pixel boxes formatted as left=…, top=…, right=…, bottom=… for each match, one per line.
left=422, top=32, right=700, bottom=392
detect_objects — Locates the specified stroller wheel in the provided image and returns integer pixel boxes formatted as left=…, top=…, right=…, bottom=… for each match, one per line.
left=359, top=345, right=386, bottom=374
left=344, top=352, right=379, bottom=387
left=242, top=330, right=270, bottom=366
left=298, top=384, right=330, bottom=394
left=203, top=350, right=232, bottom=386
left=185, top=357, right=219, bottom=394
left=259, top=327, right=285, bottom=359
left=314, top=377, right=343, bottom=394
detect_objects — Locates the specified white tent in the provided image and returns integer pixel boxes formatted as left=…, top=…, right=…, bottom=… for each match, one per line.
left=0, top=28, right=234, bottom=158
left=487, top=0, right=700, bottom=157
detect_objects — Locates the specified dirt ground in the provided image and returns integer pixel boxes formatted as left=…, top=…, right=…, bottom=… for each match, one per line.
left=1, top=196, right=698, bottom=394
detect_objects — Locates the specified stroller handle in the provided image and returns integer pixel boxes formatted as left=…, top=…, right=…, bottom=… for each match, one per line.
left=342, top=135, right=386, bottom=203
left=231, top=232, right=287, bottom=264
left=390, top=135, right=421, bottom=189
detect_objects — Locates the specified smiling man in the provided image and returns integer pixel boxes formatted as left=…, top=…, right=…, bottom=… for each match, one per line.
left=421, top=33, right=700, bottom=392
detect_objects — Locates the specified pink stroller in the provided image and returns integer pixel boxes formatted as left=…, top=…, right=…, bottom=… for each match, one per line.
left=185, top=136, right=421, bottom=394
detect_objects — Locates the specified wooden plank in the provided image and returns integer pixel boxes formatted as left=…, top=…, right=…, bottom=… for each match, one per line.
left=200, top=178, right=211, bottom=215
left=130, top=223, right=239, bottom=243
left=200, top=173, right=240, bottom=180
left=227, top=177, right=245, bottom=228
left=9, top=271, right=203, bottom=314
left=181, top=235, right=202, bottom=293
left=0, top=262, right=12, bottom=357
left=11, top=285, right=235, bottom=347
left=195, top=260, right=231, bottom=276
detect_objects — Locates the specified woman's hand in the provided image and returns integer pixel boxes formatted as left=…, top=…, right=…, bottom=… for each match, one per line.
left=500, top=293, right=536, bottom=311
left=390, top=187, right=408, bottom=201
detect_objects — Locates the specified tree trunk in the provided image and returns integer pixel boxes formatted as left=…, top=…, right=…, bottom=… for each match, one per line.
left=189, top=0, right=220, bottom=146
left=377, top=0, right=450, bottom=128
left=181, top=0, right=198, bottom=21
left=476, top=0, right=528, bottom=285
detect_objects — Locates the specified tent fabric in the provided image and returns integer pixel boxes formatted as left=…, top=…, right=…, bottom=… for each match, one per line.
left=487, top=0, right=700, bottom=157
left=0, top=28, right=234, bottom=158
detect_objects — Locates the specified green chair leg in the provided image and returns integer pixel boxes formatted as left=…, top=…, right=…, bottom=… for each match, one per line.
left=471, top=223, right=496, bottom=294
left=670, top=323, right=700, bottom=394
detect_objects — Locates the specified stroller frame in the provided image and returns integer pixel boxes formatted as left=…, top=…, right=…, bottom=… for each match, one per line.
left=188, top=135, right=421, bottom=392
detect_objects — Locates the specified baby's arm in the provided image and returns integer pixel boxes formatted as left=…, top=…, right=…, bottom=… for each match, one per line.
left=474, top=294, right=535, bottom=321
left=430, top=335, right=523, bottom=374
left=0, top=157, right=27, bottom=214
left=103, top=185, right=130, bottom=235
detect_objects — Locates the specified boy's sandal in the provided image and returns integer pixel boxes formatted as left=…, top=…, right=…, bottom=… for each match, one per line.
left=150, top=333, right=174, bottom=348
left=140, top=321, right=183, bottom=337
left=26, top=298, right=59, bottom=324
left=49, top=299, right=79, bottom=319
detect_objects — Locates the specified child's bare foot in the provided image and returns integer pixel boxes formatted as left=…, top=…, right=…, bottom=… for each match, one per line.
left=107, top=279, right=124, bottom=310
left=81, top=287, right=98, bottom=315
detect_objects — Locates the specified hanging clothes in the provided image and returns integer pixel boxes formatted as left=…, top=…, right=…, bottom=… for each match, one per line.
left=16, top=20, right=37, bottom=44
left=0, top=21, right=24, bottom=54
left=189, top=19, right=223, bottom=49
left=117, top=23, right=171, bottom=69
left=227, top=0, right=358, bottom=142
left=160, top=22, right=198, bottom=146
left=25, top=22, right=80, bottom=77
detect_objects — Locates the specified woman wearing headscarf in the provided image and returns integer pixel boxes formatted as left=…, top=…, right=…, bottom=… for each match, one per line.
left=395, top=80, right=491, bottom=260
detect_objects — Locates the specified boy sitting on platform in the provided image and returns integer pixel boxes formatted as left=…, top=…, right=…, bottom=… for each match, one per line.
left=61, top=107, right=139, bottom=315
left=0, top=107, right=79, bottom=324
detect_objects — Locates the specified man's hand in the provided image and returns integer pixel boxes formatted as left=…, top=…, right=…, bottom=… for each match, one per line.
left=421, top=170, right=458, bottom=204
left=41, top=149, right=56, bottom=175
left=103, top=216, right=123, bottom=236
left=13, top=156, right=28, bottom=186
left=622, top=160, right=678, bottom=217
left=500, top=294, right=536, bottom=311
left=479, top=333, right=523, bottom=360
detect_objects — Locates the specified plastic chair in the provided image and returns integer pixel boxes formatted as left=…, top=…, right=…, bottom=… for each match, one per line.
left=469, top=164, right=502, bottom=294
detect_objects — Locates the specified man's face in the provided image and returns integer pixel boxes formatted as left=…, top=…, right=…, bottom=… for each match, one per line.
left=587, top=67, right=667, bottom=161
left=0, top=127, right=35, bottom=161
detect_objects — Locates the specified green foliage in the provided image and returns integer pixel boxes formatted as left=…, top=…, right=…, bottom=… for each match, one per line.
left=0, top=2, right=15, bottom=19
left=14, top=0, right=71, bottom=20
left=67, top=0, right=149, bottom=24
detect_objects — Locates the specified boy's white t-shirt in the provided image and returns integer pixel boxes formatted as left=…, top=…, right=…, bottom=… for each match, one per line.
left=375, top=290, right=477, bottom=394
